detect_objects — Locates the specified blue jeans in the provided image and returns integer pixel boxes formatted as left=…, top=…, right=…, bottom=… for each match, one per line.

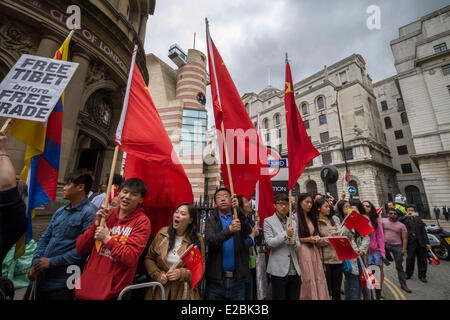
left=344, top=272, right=361, bottom=300
left=205, top=278, right=246, bottom=300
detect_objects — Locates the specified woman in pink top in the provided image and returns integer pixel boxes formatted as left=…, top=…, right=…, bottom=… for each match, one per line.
left=363, top=201, right=385, bottom=300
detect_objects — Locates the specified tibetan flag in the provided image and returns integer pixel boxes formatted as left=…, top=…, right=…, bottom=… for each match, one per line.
left=284, top=60, right=320, bottom=191
left=180, top=246, right=204, bottom=290
left=116, top=47, right=192, bottom=235
left=328, top=236, right=358, bottom=260
left=344, top=210, right=374, bottom=237
left=11, top=33, right=71, bottom=259
left=206, top=20, right=268, bottom=200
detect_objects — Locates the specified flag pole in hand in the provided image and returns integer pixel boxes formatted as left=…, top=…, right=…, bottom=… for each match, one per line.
left=1, top=118, right=14, bottom=134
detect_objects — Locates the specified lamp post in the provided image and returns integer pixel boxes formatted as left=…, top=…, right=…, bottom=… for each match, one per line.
left=334, top=85, right=351, bottom=198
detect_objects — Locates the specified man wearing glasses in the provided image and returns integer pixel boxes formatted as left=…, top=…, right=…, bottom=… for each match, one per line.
left=263, top=193, right=301, bottom=300
left=204, top=187, right=252, bottom=300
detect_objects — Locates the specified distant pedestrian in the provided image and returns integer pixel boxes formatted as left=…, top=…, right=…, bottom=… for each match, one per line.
left=442, top=205, right=449, bottom=222
left=382, top=208, right=411, bottom=293
left=400, top=204, right=431, bottom=283
left=433, top=205, right=440, bottom=221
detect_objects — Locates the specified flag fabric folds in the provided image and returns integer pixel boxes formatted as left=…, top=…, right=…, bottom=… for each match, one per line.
left=10, top=34, right=70, bottom=259
left=327, top=236, right=358, bottom=260
left=206, top=21, right=268, bottom=200
left=284, top=60, right=320, bottom=191
left=116, top=55, right=193, bottom=235
left=180, top=246, right=204, bottom=290
left=344, top=210, right=374, bottom=237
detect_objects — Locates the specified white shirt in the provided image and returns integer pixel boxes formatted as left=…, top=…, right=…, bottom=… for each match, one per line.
left=166, top=236, right=184, bottom=267
left=91, top=192, right=106, bottom=209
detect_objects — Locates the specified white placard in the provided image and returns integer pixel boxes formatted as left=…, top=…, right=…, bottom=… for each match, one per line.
left=0, top=54, right=79, bottom=122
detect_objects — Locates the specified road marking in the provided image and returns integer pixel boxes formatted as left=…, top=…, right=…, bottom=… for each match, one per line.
left=384, top=277, right=407, bottom=300
left=383, top=279, right=400, bottom=300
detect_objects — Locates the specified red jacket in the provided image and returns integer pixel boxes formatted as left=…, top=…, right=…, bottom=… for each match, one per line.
left=75, top=206, right=151, bottom=300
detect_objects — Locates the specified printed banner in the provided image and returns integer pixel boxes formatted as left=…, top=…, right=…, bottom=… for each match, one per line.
left=0, top=54, right=78, bottom=122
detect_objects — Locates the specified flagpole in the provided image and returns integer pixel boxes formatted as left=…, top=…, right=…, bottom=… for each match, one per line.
left=1, top=118, right=14, bottom=134
left=285, top=53, right=294, bottom=229
left=96, top=44, right=138, bottom=252
left=206, top=18, right=238, bottom=219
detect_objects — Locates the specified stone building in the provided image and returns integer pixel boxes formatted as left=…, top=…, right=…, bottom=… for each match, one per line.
left=0, top=0, right=155, bottom=191
left=373, top=77, right=428, bottom=215
left=145, top=45, right=220, bottom=201
left=390, top=5, right=450, bottom=215
left=242, top=54, right=398, bottom=207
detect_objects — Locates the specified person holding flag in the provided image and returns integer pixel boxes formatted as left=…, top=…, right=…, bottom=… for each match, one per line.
left=144, top=203, right=205, bottom=300
left=0, top=131, right=27, bottom=268
left=316, top=198, right=344, bottom=300
left=338, top=199, right=371, bottom=300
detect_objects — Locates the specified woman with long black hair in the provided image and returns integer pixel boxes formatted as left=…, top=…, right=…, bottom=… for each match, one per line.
left=144, top=202, right=205, bottom=300
left=296, top=193, right=329, bottom=300
left=363, top=200, right=385, bottom=300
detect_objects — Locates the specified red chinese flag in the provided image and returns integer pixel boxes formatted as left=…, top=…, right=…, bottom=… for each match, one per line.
left=328, top=237, right=358, bottom=260
left=344, top=210, right=374, bottom=237
left=117, top=59, right=193, bottom=235
left=206, top=21, right=268, bottom=200
left=256, top=174, right=275, bottom=229
left=285, top=61, right=320, bottom=190
left=180, top=246, right=204, bottom=290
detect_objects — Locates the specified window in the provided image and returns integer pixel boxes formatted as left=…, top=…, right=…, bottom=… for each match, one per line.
left=278, top=144, right=282, bottom=154
left=274, top=113, right=281, bottom=126
left=265, top=133, right=270, bottom=143
left=304, top=120, right=310, bottom=130
left=400, top=112, right=408, bottom=124
left=317, top=96, right=325, bottom=110
left=245, top=103, right=249, bottom=114
left=277, top=129, right=282, bottom=138
left=320, top=132, right=329, bottom=143
left=263, top=118, right=269, bottom=129
left=381, top=100, right=388, bottom=111
left=448, top=85, right=450, bottom=95
left=401, top=163, right=413, bottom=174
left=397, top=145, right=408, bottom=155
left=384, top=117, right=392, bottom=129
left=434, top=43, right=447, bottom=54
left=307, top=159, right=313, bottom=167
left=342, top=149, right=354, bottom=161
left=301, top=103, right=308, bottom=115
left=397, top=98, right=405, bottom=110
left=181, top=109, right=207, bottom=147
left=268, top=100, right=271, bottom=105
left=322, top=153, right=332, bottom=165
left=306, top=180, right=318, bottom=195
left=442, top=64, right=450, bottom=76
left=319, top=114, right=327, bottom=125
left=394, top=130, right=404, bottom=139
left=339, top=71, right=348, bottom=85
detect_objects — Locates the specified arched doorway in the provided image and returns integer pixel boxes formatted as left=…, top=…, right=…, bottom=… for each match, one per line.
left=405, top=185, right=424, bottom=217
left=306, top=180, right=317, bottom=196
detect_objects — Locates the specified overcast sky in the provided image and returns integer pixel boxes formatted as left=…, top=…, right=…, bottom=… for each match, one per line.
left=144, top=0, right=449, bottom=126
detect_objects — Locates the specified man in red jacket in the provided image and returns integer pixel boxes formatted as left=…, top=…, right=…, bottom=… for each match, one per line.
left=75, top=178, right=151, bottom=300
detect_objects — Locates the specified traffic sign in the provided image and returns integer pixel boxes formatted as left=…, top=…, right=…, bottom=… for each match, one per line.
left=348, top=186, right=357, bottom=195
left=266, top=148, right=281, bottom=178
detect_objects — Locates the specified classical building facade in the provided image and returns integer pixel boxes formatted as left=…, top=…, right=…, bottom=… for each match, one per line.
left=0, top=0, right=155, bottom=194
left=242, top=54, right=398, bottom=208
left=390, top=5, right=450, bottom=215
left=146, top=45, right=220, bottom=201
left=373, top=77, right=428, bottom=215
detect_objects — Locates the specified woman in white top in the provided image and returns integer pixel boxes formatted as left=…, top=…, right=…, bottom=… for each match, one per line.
left=144, top=203, right=205, bottom=300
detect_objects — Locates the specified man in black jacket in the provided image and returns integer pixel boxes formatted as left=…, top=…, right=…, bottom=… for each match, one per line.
left=400, top=204, right=431, bottom=283
left=204, top=187, right=252, bottom=300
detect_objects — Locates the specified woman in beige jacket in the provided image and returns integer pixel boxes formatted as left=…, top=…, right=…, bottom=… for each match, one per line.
left=144, top=203, right=205, bottom=300
left=316, top=198, right=343, bottom=300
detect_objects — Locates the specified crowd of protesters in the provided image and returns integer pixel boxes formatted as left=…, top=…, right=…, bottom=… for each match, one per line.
left=0, top=132, right=439, bottom=301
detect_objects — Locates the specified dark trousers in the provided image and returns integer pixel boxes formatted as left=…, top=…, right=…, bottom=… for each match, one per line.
left=205, top=278, right=246, bottom=300
left=406, top=240, right=427, bottom=279
left=270, top=274, right=301, bottom=300
left=386, top=242, right=407, bottom=285
left=324, top=264, right=343, bottom=300
left=36, top=287, right=74, bottom=300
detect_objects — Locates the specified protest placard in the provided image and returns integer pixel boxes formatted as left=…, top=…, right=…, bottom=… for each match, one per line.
left=0, top=54, right=78, bottom=122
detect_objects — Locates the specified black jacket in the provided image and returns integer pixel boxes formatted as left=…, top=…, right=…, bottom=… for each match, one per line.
left=399, top=216, right=429, bottom=248
left=204, top=208, right=252, bottom=283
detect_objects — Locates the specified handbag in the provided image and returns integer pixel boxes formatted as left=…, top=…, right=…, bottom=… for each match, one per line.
left=341, top=260, right=352, bottom=272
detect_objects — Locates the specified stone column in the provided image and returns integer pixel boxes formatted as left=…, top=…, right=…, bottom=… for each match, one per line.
left=7, top=32, right=61, bottom=173
left=58, top=46, right=91, bottom=182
